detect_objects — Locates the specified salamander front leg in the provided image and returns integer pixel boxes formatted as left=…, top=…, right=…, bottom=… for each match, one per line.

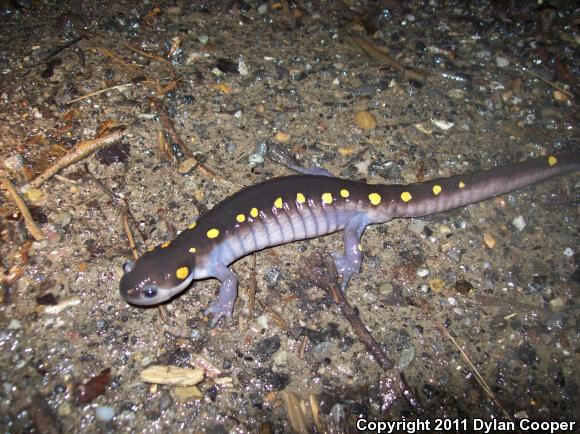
left=333, top=214, right=369, bottom=291
left=204, top=265, right=239, bottom=327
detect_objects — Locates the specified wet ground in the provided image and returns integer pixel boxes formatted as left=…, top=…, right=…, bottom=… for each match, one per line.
left=0, top=0, right=579, bottom=432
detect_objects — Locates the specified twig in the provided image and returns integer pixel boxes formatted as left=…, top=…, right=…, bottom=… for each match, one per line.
left=29, top=129, right=124, bottom=188
left=93, top=46, right=143, bottom=73
left=0, top=177, right=44, bottom=241
left=257, top=298, right=290, bottom=332
left=54, top=174, right=78, bottom=184
left=301, top=252, right=422, bottom=413
left=343, top=34, right=428, bottom=83
left=123, top=43, right=175, bottom=72
left=153, top=99, right=241, bottom=189
left=441, top=327, right=512, bottom=420
left=504, top=54, right=574, bottom=98
left=66, top=83, right=134, bottom=104
left=121, top=212, right=139, bottom=261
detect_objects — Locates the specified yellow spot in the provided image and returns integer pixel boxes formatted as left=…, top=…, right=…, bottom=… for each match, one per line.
left=458, top=181, right=466, bottom=189
left=340, top=189, right=350, bottom=198
left=432, top=185, right=442, bottom=195
left=236, top=214, right=246, bottom=223
left=250, top=207, right=259, bottom=218
left=368, top=192, right=381, bottom=205
left=189, top=247, right=196, bottom=253
left=176, top=267, right=189, bottom=280
left=161, top=241, right=171, bottom=248
left=322, top=192, right=333, bottom=204
left=274, top=197, right=283, bottom=209
left=207, top=228, right=220, bottom=239
left=358, top=243, right=362, bottom=251
left=400, top=191, right=412, bottom=202
left=188, top=222, right=197, bottom=229
left=296, top=193, right=306, bottom=204
left=548, top=155, right=557, bottom=167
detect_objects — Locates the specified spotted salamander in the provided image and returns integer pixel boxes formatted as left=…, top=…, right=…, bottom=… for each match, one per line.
left=120, top=154, right=579, bottom=325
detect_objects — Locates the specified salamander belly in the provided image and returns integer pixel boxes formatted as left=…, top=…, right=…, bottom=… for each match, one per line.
left=218, top=200, right=355, bottom=265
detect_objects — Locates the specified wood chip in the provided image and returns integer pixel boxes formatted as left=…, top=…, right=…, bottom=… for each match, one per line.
left=274, top=132, right=290, bottom=142
left=169, top=385, right=203, bottom=402
left=40, top=297, right=81, bottom=314
left=429, top=278, right=446, bottom=293
left=140, top=365, right=204, bottom=386
left=177, top=157, right=198, bottom=174
left=0, top=176, right=44, bottom=240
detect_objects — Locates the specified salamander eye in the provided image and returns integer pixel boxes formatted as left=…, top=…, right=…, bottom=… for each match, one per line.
left=143, top=284, right=158, bottom=298
left=123, top=261, right=135, bottom=274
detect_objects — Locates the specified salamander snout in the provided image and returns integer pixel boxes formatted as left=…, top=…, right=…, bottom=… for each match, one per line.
left=119, top=252, right=196, bottom=306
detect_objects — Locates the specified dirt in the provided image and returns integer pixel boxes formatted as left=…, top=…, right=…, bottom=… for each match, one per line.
left=0, top=0, right=578, bottom=432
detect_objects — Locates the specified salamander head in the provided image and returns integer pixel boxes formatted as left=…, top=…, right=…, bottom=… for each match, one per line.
left=119, top=247, right=195, bottom=306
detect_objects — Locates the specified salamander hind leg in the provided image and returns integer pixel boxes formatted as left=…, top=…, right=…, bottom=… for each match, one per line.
left=204, top=265, right=239, bottom=327
left=333, top=214, right=369, bottom=292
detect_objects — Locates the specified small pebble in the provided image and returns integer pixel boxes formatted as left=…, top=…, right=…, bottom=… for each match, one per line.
left=454, top=280, right=474, bottom=295
left=46, top=230, right=62, bottom=245
left=272, top=349, right=288, bottom=366
left=361, top=291, right=378, bottom=303
left=238, top=56, right=249, bottom=76
left=379, top=282, right=394, bottom=294
left=512, top=215, right=526, bottom=231
left=54, top=212, right=72, bottom=228
left=448, top=89, right=465, bottom=99
left=544, top=313, right=564, bottom=332
left=438, top=224, right=452, bottom=235
left=553, top=90, right=568, bottom=102
left=563, top=247, right=573, bottom=257
left=407, top=220, right=426, bottom=234
left=57, top=402, right=73, bottom=417
left=445, top=246, right=462, bottom=262
left=95, top=405, right=115, bottom=422
left=3, top=153, right=24, bottom=171
left=496, top=56, right=510, bottom=67
left=7, top=319, right=22, bottom=330
left=549, top=297, right=565, bottom=310
left=398, top=346, right=415, bottom=370
left=416, top=268, right=430, bottom=277
left=254, top=141, right=268, bottom=155
left=256, top=314, right=269, bottom=330
left=354, top=111, right=376, bottom=130
left=248, top=153, right=264, bottom=166
left=483, top=232, right=496, bottom=249
left=225, top=141, right=237, bottom=153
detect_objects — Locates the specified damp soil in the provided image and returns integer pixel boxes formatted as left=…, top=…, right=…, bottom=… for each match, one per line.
left=0, top=1, right=579, bottom=432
